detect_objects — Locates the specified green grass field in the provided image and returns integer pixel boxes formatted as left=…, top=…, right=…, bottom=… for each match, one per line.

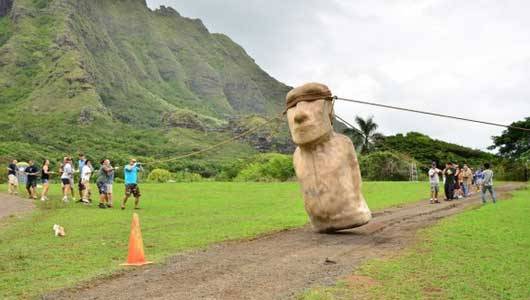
left=0, top=181, right=427, bottom=299
left=301, top=185, right=530, bottom=300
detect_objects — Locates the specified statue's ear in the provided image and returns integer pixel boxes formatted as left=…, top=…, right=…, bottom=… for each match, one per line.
left=325, top=100, right=334, bottom=126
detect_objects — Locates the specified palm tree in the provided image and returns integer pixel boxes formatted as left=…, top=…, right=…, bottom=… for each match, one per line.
left=342, top=116, right=382, bottom=154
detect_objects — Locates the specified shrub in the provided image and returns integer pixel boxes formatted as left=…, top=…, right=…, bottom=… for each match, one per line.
left=359, top=151, right=413, bottom=181
left=147, top=168, right=171, bottom=183
left=234, top=153, right=294, bottom=182
left=172, top=171, right=203, bottom=182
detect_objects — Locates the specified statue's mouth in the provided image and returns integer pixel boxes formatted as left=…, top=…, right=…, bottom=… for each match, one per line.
left=294, top=124, right=313, bottom=133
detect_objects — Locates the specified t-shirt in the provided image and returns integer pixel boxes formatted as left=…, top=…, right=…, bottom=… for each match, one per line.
left=81, top=165, right=92, bottom=182
left=106, top=167, right=115, bottom=184
left=482, top=169, right=494, bottom=186
left=8, top=163, right=16, bottom=176
left=25, top=165, right=39, bottom=181
left=124, top=164, right=140, bottom=185
left=428, top=168, right=441, bottom=184
left=61, top=163, right=73, bottom=179
left=444, top=167, right=456, bottom=184
left=96, top=166, right=109, bottom=183
left=78, top=159, right=86, bottom=172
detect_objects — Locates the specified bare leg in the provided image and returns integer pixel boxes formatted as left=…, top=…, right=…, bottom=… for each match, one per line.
left=121, top=195, right=129, bottom=209
left=134, top=196, right=140, bottom=209
left=107, top=193, right=113, bottom=207
left=63, top=184, right=71, bottom=202
left=42, top=183, right=49, bottom=200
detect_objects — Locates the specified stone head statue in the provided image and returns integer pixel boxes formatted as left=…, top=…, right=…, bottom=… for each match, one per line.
left=286, top=83, right=372, bottom=233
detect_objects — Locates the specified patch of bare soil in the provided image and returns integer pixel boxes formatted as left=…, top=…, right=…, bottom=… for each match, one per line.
left=46, top=183, right=524, bottom=300
left=0, top=192, right=35, bottom=220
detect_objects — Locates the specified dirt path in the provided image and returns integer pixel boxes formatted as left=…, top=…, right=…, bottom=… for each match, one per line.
left=0, top=192, right=35, bottom=220
left=47, top=183, right=524, bottom=300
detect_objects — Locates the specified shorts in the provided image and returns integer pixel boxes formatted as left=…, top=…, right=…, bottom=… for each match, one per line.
left=8, top=174, right=18, bottom=185
left=61, top=178, right=71, bottom=185
left=430, top=183, right=439, bottom=193
left=125, top=184, right=141, bottom=197
left=26, top=178, right=37, bottom=189
left=106, top=184, right=113, bottom=194
left=42, top=178, right=49, bottom=184
left=97, top=182, right=107, bottom=195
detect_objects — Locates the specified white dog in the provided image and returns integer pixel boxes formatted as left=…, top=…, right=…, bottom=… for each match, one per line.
left=53, top=224, right=65, bottom=237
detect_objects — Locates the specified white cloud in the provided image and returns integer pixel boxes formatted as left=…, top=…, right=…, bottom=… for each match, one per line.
left=146, top=0, right=530, bottom=151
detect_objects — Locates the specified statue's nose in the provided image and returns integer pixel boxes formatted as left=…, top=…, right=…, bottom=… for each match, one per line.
left=294, top=110, right=308, bottom=124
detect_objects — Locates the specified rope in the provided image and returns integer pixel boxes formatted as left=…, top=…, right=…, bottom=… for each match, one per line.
left=142, top=113, right=284, bottom=166
left=334, top=96, right=530, bottom=132
left=334, top=114, right=364, bottom=136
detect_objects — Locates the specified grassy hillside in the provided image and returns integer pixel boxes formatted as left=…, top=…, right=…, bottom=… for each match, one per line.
left=0, top=0, right=291, bottom=167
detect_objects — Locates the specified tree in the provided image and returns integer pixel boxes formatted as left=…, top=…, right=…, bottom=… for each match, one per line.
left=342, top=116, right=382, bottom=154
left=489, top=117, right=530, bottom=158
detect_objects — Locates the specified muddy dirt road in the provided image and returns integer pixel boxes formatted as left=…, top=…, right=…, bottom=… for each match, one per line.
left=47, top=183, right=524, bottom=300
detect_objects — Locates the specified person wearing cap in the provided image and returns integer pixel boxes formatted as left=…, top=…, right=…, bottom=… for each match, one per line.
left=285, top=82, right=371, bottom=233
left=121, top=158, right=143, bottom=210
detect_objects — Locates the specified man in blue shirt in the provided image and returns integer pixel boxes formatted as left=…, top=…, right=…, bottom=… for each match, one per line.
left=121, top=158, right=143, bottom=210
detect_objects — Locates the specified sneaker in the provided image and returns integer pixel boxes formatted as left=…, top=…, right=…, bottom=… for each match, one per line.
left=98, top=203, right=107, bottom=209
left=107, top=204, right=113, bottom=208
left=40, top=197, right=46, bottom=201
left=62, top=197, right=69, bottom=203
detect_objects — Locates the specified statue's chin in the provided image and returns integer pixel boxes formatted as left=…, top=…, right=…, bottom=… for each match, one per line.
left=293, top=132, right=330, bottom=146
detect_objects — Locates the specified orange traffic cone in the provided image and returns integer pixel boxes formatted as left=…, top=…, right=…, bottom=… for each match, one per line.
left=121, top=213, right=153, bottom=266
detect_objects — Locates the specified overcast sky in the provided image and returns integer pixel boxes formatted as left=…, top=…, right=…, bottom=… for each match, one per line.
left=146, top=0, right=529, bottom=151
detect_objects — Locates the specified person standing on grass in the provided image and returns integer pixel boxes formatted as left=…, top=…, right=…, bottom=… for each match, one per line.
left=77, top=153, right=86, bottom=201
left=61, top=157, right=74, bottom=202
left=24, top=160, right=39, bottom=200
left=443, top=162, right=456, bottom=201
left=481, top=163, right=496, bottom=204
left=428, top=162, right=442, bottom=204
left=40, top=159, right=54, bottom=201
left=122, top=158, right=143, bottom=210
left=7, top=159, right=19, bottom=195
left=106, top=162, right=118, bottom=208
left=80, top=159, right=93, bottom=204
left=96, top=159, right=113, bottom=209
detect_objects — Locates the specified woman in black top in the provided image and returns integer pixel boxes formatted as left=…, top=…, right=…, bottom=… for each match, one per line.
left=41, top=159, right=53, bottom=201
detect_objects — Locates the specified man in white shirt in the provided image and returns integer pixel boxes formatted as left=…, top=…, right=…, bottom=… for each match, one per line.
left=428, top=161, right=442, bottom=204
left=80, top=160, right=93, bottom=204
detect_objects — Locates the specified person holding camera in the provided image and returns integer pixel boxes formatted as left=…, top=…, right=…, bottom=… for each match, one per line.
left=121, top=159, right=143, bottom=210
left=428, top=162, right=442, bottom=204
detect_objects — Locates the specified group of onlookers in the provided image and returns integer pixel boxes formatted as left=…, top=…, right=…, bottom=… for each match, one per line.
left=6, top=154, right=144, bottom=210
left=428, top=162, right=496, bottom=204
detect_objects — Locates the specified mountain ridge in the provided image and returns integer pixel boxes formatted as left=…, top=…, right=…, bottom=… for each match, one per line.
left=0, top=0, right=293, bottom=167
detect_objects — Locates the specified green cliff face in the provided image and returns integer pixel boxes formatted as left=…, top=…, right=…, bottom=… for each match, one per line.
left=0, top=0, right=291, bottom=167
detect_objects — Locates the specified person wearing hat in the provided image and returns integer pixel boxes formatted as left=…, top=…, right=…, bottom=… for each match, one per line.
left=121, top=158, right=143, bottom=210
left=285, top=82, right=371, bottom=233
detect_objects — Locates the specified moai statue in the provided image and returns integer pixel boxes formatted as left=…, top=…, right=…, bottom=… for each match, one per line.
left=285, top=82, right=371, bottom=233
